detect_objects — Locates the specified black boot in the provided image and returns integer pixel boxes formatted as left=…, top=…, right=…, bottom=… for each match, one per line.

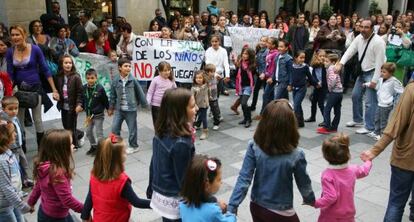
left=36, top=132, right=44, bottom=149
left=242, top=103, right=252, bottom=128
left=296, top=113, right=305, bottom=128
left=86, top=145, right=97, bottom=156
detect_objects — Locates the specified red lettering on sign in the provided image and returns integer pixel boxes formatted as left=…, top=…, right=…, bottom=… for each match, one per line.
left=134, top=63, right=153, bottom=80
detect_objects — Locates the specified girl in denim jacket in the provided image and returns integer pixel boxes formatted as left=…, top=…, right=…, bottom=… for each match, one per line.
left=228, top=99, right=315, bottom=221
left=180, top=155, right=236, bottom=222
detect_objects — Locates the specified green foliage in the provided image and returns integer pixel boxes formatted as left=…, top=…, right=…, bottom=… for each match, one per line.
left=320, top=3, right=334, bottom=21
left=369, top=0, right=382, bottom=16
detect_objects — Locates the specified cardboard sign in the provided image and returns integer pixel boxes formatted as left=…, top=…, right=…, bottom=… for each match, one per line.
left=227, top=27, right=280, bottom=54
left=143, top=31, right=162, bottom=38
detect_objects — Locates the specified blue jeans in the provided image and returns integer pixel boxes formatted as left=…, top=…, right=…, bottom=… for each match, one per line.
left=351, top=71, right=378, bottom=131
left=292, top=86, right=307, bottom=117
left=274, top=82, right=289, bottom=100
left=0, top=207, right=23, bottom=222
left=260, top=82, right=275, bottom=114
left=323, top=92, right=343, bottom=130
left=195, top=108, right=208, bottom=129
left=38, top=205, right=74, bottom=222
left=384, top=165, right=414, bottom=222
left=111, top=110, right=138, bottom=147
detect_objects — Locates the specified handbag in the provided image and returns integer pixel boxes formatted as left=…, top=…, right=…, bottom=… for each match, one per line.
left=396, top=49, right=414, bottom=67
left=14, top=90, right=39, bottom=108
left=355, top=33, right=375, bottom=76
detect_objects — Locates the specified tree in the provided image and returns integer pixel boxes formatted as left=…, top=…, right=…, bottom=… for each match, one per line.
left=160, top=0, right=171, bottom=20
left=298, top=0, right=309, bottom=12
left=320, top=3, right=334, bottom=21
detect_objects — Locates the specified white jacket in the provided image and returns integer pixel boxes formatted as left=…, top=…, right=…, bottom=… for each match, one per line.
left=116, top=32, right=137, bottom=58
left=376, top=76, right=404, bottom=107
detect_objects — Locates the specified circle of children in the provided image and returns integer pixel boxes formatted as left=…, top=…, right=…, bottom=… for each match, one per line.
left=1, top=1, right=414, bottom=222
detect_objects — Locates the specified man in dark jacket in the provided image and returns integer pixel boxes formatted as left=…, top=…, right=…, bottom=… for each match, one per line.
left=286, top=13, right=309, bottom=56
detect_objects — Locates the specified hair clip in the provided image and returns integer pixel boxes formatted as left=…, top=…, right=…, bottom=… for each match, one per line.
left=109, top=133, right=118, bottom=143
left=205, top=159, right=217, bottom=172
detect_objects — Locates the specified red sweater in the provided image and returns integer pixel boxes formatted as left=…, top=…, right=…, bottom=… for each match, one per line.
left=0, top=72, right=13, bottom=96
left=90, top=172, right=132, bottom=222
left=85, top=40, right=111, bottom=55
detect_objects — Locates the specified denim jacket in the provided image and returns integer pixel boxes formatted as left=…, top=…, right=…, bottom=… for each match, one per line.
left=272, top=53, right=293, bottom=84
left=256, top=48, right=268, bottom=75
left=228, top=140, right=315, bottom=213
left=109, top=74, right=147, bottom=111
left=150, top=135, right=195, bottom=197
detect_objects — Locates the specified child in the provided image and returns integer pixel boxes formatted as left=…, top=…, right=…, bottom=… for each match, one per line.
left=314, top=133, right=372, bottom=221
left=192, top=70, right=210, bottom=140
left=228, top=99, right=315, bottom=221
left=255, top=37, right=279, bottom=120
left=0, top=96, right=32, bottom=188
left=107, top=50, right=119, bottom=81
left=317, top=54, right=343, bottom=134
left=367, top=62, right=404, bottom=141
left=54, top=55, right=85, bottom=149
left=305, top=49, right=328, bottom=126
left=108, top=58, right=147, bottom=154
left=205, top=34, right=230, bottom=97
left=271, top=39, right=292, bottom=100
left=146, top=61, right=176, bottom=128
left=236, top=47, right=255, bottom=128
left=149, top=88, right=196, bottom=221
left=28, top=129, right=84, bottom=220
left=287, top=50, right=318, bottom=127
left=180, top=155, right=236, bottom=222
left=82, top=68, right=109, bottom=155
left=250, top=36, right=268, bottom=112
left=0, top=120, right=32, bottom=221
left=81, top=134, right=151, bottom=222
left=204, top=64, right=222, bottom=131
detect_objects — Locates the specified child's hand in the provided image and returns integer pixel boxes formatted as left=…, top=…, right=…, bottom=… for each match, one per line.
left=217, top=200, right=227, bottom=213
left=287, top=85, right=292, bottom=92
left=107, top=109, right=114, bottom=116
left=266, top=78, right=273, bottom=84
left=29, top=206, right=35, bottom=213
left=360, top=150, right=376, bottom=161
left=75, top=106, right=83, bottom=113
left=52, top=91, right=60, bottom=101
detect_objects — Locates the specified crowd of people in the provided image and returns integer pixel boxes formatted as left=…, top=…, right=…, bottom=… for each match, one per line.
left=0, top=0, right=414, bottom=221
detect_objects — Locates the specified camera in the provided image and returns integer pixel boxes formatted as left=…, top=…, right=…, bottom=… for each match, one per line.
left=390, top=26, right=397, bottom=35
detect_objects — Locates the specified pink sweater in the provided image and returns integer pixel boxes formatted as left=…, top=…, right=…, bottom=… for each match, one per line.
left=315, top=161, right=372, bottom=222
left=28, top=161, right=83, bottom=218
left=146, top=76, right=176, bottom=107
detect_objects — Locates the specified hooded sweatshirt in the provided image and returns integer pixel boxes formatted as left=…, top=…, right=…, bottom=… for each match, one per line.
left=28, top=161, right=83, bottom=218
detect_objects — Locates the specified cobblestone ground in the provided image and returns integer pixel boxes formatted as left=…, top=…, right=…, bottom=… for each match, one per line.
left=24, top=89, right=411, bottom=222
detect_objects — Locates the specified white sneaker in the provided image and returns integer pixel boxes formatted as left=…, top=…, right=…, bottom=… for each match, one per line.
left=126, top=147, right=139, bottom=154
left=356, top=127, right=371, bottom=134
left=212, top=125, right=220, bottom=131
left=346, top=121, right=364, bottom=127
left=373, top=134, right=381, bottom=141
left=366, top=132, right=377, bottom=138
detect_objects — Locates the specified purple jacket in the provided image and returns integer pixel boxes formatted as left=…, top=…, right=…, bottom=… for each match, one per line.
left=28, top=161, right=83, bottom=218
left=6, top=44, right=51, bottom=86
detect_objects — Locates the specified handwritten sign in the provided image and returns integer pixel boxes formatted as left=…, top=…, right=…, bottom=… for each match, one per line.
left=227, top=27, right=280, bottom=54
left=143, top=31, right=162, bottom=38
left=132, top=36, right=205, bottom=83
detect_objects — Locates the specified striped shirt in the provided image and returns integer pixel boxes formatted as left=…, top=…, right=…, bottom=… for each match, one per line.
left=327, top=65, right=343, bottom=93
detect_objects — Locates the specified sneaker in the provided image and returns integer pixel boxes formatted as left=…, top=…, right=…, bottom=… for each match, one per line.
left=318, top=122, right=325, bottom=127
left=317, top=127, right=333, bottom=134
left=346, top=121, right=364, bottom=127
left=245, top=120, right=252, bottom=128
left=212, top=125, right=220, bottom=131
left=356, top=127, right=371, bottom=134
left=366, top=132, right=377, bottom=138
left=126, top=147, right=139, bottom=154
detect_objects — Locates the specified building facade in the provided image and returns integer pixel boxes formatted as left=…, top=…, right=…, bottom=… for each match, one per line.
left=0, top=0, right=412, bottom=35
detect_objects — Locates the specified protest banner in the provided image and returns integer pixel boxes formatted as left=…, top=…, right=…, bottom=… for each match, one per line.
left=227, top=27, right=280, bottom=55
left=143, top=31, right=162, bottom=38
left=132, top=36, right=205, bottom=83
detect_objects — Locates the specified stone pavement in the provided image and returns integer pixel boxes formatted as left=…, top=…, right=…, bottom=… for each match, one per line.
left=23, top=89, right=411, bottom=222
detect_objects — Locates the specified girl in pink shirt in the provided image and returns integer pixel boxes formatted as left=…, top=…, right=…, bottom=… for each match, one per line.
left=146, top=61, right=176, bottom=127
left=313, top=133, right=372, bottom=222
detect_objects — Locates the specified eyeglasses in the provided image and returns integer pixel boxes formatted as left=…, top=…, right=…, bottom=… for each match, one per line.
left=205, top=159, right=217, bottom=172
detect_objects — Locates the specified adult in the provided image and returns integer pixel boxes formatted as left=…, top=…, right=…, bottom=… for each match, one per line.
left=79, top=10, right=98, bottom=40
left=99, top=19, right=117, bottom=50
left=49, top=25, right=80, bottom=63
left=154, top=8, right=167, bottom=28
left=70, top=12, right=89, bottom=52
left=40, top=1, right=65, bottom=37
left=315, top=15, right=346, bottom=54
left=241, top=15, right=251, bottom=27
left=27, top=20, right=52, bottom=61
left=160, top=27, right=173, bottom=39
left=0, top=37, right=11, bottom=72
left=259, top=18, right=268, bottom=29
left=259, top=10, right=270, bottom=27
left=176, top=17, right=197, bottom=41
left=307, top=17, right=320, bottom=63
left=168, top=16, right=181, bottom=38
left=6, top=25, right=59, bottom=146
left=360, top=81, right=414, bottom=222
left=207, top=0, right=220, bottom=16
left=116, top=23, right=136, bottom=60
left=0, top=23, right=8, bottom=38
left=336, top=19, right=386, bottom=134
left=251, top=15, right=260, bottom=28
left=377, top=23, right=390, bottom=38
left=85, top=29, right=111, bottom=55
left=148, top=19, right=161, bottom=32
left=286, top=13, right=310, bottom=56
left=385, top=15, right=394, bottom=26
left=343, top=21, right=362, bottom=92
left=269, top=15, right=289, bottom=33
left=384, top=21, right=412, bottom=49
left=374, top=14, right=385, bottom=33
left=227, top=14, right=240, bottom=27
